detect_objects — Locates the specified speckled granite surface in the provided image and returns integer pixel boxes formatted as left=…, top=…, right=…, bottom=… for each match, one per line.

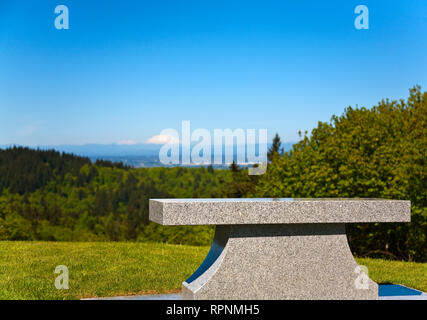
left=149, top=198, right=411, bottom=300
left=182, top=224, right=378, bottom=300
left=150, top=198, right=410, bottom=225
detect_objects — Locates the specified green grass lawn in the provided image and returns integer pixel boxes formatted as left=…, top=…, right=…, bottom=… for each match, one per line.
left=355, top=257, right=427, bottom=293
left=0, top=241, right=209, bottom=300
left=0, top=241, right=425, bottom=300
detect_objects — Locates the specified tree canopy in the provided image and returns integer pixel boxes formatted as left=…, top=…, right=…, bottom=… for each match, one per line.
left=254, top=86, right=426, bottom=261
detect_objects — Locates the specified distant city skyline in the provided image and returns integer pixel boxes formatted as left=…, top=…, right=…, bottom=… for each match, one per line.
left=0, top=0, right=426, bottom=146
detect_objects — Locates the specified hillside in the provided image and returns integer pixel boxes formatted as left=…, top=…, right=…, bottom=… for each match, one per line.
left=0, top=147, right=239, bottom=244
left=0, top=87, right=425, bottom=262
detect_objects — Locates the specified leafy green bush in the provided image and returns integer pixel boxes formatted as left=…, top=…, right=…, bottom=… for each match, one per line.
left=254, top=87, right=426, bottom=261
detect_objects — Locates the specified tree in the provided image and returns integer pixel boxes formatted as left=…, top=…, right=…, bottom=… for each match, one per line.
left=267, top=133, right=284, bottom=162
left=229, top=161, right=240, bottom=173
left=225, top=161, right=257, bottom=198
left=255, top=86, right=427, bottom=261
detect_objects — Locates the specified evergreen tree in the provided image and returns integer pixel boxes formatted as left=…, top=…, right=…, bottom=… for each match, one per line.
left=229, top=161, right=240, bottom=172
left=267, top=133, right=284, bottom=161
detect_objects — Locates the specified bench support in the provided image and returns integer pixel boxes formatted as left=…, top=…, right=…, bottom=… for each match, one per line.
left=182, top=224, right=378, bottom=300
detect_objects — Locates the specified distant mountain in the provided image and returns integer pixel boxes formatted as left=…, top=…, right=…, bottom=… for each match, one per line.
left=0, top=142, right=295, bottom=168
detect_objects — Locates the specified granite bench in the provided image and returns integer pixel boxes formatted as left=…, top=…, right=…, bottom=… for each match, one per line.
left=149, top=198, right=410, bottom=300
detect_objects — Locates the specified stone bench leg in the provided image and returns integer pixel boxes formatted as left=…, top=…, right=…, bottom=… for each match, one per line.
left=182, top=224, right=378, bottom=300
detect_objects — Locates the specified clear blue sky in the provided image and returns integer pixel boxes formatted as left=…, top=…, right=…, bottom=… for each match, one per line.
left=0, top=0, right=426, bottom=146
